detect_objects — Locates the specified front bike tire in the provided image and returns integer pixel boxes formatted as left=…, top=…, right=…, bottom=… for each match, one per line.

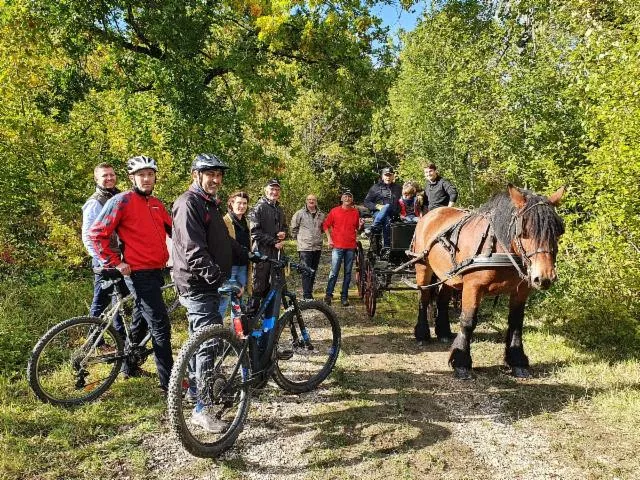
left=27, top=316, right=124, bottom=406
left=167, top=325, right=251, bottom=458
left=272, top=300, right=341, bottom=393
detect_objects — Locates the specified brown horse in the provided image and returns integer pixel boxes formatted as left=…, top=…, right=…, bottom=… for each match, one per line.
left=413, top=184, right=565, bottom=379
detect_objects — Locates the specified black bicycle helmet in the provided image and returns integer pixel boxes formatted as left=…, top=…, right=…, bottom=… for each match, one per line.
left=191, top=153, right=228, bottom=172
left=127, top=155, right=158, bottom=174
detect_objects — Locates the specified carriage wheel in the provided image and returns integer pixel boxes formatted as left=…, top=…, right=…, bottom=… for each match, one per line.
left=354, top=241, right=365, bottom=299
left=363, top=261, right=378, bottom=317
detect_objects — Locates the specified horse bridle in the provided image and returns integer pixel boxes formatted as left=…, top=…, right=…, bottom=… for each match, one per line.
left=504, top=201, right=558, bottom=283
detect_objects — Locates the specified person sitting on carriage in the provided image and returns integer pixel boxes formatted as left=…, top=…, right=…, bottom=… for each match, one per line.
left=363, top=167, right=402, bottom=248
left=398, top=182, right=423, bottom=223
left=422, top=163, right=458, bottom=212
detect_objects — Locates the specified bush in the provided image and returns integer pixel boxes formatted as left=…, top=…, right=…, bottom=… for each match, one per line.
left=0, top=277, right=92, bottom=377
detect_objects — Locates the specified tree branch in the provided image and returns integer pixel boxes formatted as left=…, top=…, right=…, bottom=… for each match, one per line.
left=88, top=25, right=165, bottom=60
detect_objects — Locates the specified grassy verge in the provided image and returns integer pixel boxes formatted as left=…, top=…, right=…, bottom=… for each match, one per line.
left=2, top=273, right=640, bottom=479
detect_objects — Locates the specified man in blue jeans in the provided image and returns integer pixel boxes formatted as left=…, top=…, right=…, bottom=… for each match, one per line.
left=172, top=154, right=247, bottom=432
left=81, top=163, right=128, bottom=340
left=323, top=191, right=363, bottom=307
left=363, top=167, right=402, bottom=248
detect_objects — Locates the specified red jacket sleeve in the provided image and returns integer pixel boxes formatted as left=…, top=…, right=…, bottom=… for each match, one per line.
left=88, top=195, right=125, bottom=267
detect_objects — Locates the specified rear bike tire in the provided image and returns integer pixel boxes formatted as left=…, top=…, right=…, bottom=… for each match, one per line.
left=354, top=241, right=365, bottom=299
left=272, top=300, right=341, bottom=394
left=27, top=316, right=124, bottom=406
left=167, top=325, right=251, bottom=458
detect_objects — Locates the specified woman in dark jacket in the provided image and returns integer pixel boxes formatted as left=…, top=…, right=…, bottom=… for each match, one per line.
left=218, top=191, right=252, bottom=318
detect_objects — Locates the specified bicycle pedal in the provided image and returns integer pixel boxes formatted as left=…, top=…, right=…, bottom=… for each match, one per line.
left=276, top=349, right=294, bottom=360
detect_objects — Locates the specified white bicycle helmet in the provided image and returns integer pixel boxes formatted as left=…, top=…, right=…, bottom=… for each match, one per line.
left=127, top=155, right=158, bottom=174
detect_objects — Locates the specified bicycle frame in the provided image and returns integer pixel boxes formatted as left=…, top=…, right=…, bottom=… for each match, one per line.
left=221, top=259, right=310, bottom=390
left=85, top=276, right=177, bottom=367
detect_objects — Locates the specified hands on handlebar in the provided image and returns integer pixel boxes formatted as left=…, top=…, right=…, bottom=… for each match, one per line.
left=248, top=251, right=314, bottom=276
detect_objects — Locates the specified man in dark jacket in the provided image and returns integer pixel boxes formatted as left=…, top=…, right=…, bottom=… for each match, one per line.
left=249, top=178, right=288, bottom=313
left=172, top=153, right=247, bottom=432
left=363, top=167, right=403, bottom=248
left=422, top=163, right=458, bottom=211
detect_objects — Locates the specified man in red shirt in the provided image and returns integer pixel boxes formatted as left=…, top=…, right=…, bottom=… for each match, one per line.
left=89, top=155, right=173, bottom=393
left=322, top=191, right=364, bottom=307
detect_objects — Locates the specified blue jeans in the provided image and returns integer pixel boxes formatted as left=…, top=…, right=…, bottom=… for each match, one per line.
left=325, top=248, right=355, bottom=300
left=218, top=265, right=248, bottom=319
left=371, top=204, right=392, bottom=247
left=90, top=272, right=126, bottom=338
left=179, top=291, right=223, bottom=399
left=124, top=270, right=173, bottom=389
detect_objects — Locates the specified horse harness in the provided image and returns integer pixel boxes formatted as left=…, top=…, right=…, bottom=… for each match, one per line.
left=401, top=201, right=555, bottom=286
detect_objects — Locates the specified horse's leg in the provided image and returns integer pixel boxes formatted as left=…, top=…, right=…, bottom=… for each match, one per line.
left=448, top=286, right=481, bottom=379
left=414, top=264, right=432, bottom=345
left=504, top=290, right=531, bottom=378
left=434, top=284, right=454, bottom=342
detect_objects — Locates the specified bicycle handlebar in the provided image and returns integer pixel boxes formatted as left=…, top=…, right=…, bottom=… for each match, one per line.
left=250, top=252, right=314, bottom=276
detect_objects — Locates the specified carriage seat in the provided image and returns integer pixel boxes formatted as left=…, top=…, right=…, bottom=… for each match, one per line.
left=390, top=221, right=417, bottom=251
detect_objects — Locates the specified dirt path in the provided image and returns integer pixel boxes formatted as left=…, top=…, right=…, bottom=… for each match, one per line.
left=142, top=297, right=590, bottom=480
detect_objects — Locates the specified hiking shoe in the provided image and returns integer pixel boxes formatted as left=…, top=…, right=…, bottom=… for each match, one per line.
left=341, top=298, right=350, bottom=307
left=324, top=295, right=332, bottom=306
left=191, top=407, right=227, bottom=433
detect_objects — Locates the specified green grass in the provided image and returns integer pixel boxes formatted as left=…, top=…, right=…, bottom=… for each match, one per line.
left=2, top=274, right=640, bottom=479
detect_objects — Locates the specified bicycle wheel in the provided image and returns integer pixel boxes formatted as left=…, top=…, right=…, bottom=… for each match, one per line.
left=167, top=325, right=251, bottom=458
left=27, top=316, right=124, bottom=406
left=272, top=300, right=341, bottom=393
left=354, top=241, right=365, bottom=299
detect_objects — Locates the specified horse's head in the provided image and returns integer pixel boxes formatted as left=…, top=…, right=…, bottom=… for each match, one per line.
left=508, top=184, right=565, bottom=290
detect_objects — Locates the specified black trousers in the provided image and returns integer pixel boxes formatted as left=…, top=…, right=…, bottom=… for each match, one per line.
left=298, top=250, right=321, bottom=298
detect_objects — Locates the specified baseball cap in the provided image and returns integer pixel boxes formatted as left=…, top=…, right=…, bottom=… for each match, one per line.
left=381, top=167, right=395, bottom=175
left=265, top=178, right=281, bottom=187
left=341, top=189, right=353, bottom=198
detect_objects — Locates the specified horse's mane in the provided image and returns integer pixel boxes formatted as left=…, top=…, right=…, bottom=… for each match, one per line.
left=477, top=190, right=565, bottom=250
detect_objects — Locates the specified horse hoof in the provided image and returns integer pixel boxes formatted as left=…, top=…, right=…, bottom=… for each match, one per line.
left=454, top=367, right=472, bottom=380
left=512, top=367, right=531, bottom=379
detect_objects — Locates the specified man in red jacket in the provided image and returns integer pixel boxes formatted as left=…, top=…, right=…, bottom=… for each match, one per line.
left=322, top=191, right=364, bottom=307
left=89, top=155, right=173, bottom=393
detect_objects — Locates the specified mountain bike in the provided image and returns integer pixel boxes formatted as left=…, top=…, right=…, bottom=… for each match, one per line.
left=27, top=268, right=181, bottom=406
left=166, top=255, right=341, bottom=458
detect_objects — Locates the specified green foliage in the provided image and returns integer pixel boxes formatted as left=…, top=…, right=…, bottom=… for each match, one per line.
left=384, top=0, right=640, bottom=344
left=0, top=276, right=92, bottom=377
left=0, top=0, right=395, bottom=272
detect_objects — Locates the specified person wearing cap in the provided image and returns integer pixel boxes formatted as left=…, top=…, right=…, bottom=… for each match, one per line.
left=322, top=190, right=364, bottom=307
left=248, top=178, right=288, bottom=315
left=422, top=163, right=458, bottom=211
left=290, top=194, right=325, bottom=300
left=89, top=155, right=173, bottom=392
left=363, top=167, right=403, bottom=248
left=171, top=153, right=248, bottom=431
